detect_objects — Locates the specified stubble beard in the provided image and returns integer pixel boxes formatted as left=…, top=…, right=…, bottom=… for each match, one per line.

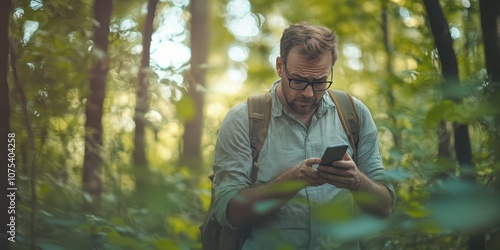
left=284, top=94, right=319, bottom=115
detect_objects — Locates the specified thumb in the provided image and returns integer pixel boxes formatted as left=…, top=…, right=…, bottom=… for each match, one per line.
left=342, top=152, right=352, bottom=161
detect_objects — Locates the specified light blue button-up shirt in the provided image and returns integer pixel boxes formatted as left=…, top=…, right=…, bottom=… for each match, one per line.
left=213, top=80, right=395, bottom=249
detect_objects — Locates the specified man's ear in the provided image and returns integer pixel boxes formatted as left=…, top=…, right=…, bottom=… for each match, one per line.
left=276, top=57, right=283, bottom=78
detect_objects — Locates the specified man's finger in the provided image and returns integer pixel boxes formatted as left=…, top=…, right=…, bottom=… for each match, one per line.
left=305, top=157, right=322, bottom=167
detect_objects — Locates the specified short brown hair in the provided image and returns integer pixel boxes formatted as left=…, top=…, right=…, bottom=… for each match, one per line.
left=280, top=22, right=339, bottom=66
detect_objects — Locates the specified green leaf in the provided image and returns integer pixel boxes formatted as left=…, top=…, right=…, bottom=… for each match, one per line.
left=106, top=231, right=140, bottom=248
left=327, top=216, right=387, bottom=242
left=110, top=217, right=126, bottom=227
left=406, top=202, right=429, bottom=218
left=267, top=180, right=307, bottom=193
left=430, top=194, right=500, bottom=231
left=425, top=100, right=456, bottom=126
left=38, top=183, right=51, bottom=198
left=415, top=220, right=442, bottom=234
left=155, top=239, right=180, bottom=250
left=313, top=190, right=354, bottom=222
left=44, top=217, right=81, bottom=228
left=39, top=242, right=65, bottom=250
left=175, top=94, right=195, bottom=120
left=385, top=168, right=411, bottom=182
left=253, top=199, right=281, bottom=214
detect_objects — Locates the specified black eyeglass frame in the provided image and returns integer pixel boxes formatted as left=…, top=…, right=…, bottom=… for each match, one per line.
left=283, top=63, right=333, bottom=91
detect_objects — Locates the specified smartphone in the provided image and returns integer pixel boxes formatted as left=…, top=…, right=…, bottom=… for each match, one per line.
left=320, top=144, right=349, bottom=165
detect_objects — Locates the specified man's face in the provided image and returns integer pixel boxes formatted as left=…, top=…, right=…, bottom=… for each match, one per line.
left=277, top=47, right=333, bottom=115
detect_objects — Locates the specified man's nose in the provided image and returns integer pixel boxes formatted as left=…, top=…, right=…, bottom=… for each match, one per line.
left=302, top=84, right=314, bottom=98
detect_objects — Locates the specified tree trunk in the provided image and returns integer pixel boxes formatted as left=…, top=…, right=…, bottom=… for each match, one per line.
left=182, top=0, right=209, bottom=170
left=478, top=0, right=500, bottom=164
left=82, top=0, right=113, bottom=213
left=437, top=120, right=452, bottom=159
left=133, top=0, right=158, bottom=192
left=479, top=0, right=500, bottom=86
left=381, top=0, right=402, bottom=150
left=10, top=41, right=39, bottom=250
left=423, top=0, right=461, bottom=101
left=0, top=1, right=12, bottom=249
left=424, top=0, right=484, bottom=248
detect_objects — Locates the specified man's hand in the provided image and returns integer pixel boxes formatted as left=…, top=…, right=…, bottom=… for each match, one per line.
left=317, top=153, right=393, bottom=218
left=228, top=157, right=326, bottom=226
left=317, top=153, right=364, bottom=190
left=294, top=158, right=326, bottom=186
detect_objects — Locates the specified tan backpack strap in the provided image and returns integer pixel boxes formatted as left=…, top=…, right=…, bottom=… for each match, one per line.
left=328, top=90, right=360, bottom=162
left=247, top=92, right=272, bottom=182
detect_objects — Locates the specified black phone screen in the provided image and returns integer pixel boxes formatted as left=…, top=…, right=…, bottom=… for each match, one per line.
left=320, top=144, right=348, bottom=165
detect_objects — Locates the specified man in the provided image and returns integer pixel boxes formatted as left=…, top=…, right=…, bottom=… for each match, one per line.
left=212, top=22, right=395, bottom=249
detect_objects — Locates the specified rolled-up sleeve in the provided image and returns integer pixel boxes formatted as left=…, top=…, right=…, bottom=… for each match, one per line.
left=355, top=98, right=396, bottom=207
left=213, top=103, right=254, bottom=229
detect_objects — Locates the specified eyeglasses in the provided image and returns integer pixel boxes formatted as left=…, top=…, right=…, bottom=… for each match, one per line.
left=283, top=63, right=333, bottom=91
